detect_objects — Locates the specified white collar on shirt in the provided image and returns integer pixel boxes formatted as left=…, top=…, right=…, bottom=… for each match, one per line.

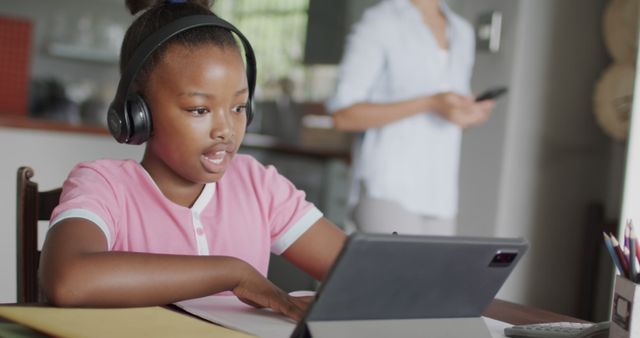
left=392, top=0, right=456, bottom=49
left=393, top=0, right=454, bottom=21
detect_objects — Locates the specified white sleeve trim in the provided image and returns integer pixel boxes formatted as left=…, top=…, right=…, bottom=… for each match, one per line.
left=271, top=207, right=323, bottom=255
left=49, top=208, right=112, bottom=250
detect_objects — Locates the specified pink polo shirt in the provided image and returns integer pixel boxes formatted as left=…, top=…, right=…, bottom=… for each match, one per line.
left=49, top=155, right=323, bottom=277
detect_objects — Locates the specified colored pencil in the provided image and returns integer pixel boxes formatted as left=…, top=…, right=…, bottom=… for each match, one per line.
left=610, top=234, right=630, bottom=278
left=625, top=220, right=631, bottom=250
left=631, top=229, right=638, bottom=282
left=604, top=232, right=624, bottom=275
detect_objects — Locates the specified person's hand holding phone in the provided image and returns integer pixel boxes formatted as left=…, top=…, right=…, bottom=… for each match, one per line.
left=475, top=87, right=508, bottom=102
left=431, top=92, right=494, bottom=128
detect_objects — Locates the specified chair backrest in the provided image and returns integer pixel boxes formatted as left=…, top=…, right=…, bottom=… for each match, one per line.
left=16, top=166, right=61, bottom=303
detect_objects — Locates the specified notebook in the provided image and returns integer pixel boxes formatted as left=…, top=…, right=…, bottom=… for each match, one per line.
left=291, top=232, right=528, bottom=337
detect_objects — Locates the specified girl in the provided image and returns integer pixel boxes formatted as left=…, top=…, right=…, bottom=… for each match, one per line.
left=39, top=0, right=347, bottom=321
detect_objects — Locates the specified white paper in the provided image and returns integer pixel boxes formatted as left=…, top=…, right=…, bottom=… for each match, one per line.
left=175, top=296, right=297, bottom=338
left=485, top=317, right=512, bottom=338
left=175, top=296, right=513, bottom=338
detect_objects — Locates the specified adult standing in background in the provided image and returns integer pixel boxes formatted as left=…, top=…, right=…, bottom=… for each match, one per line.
left=327, top=0, right=495, bottom=236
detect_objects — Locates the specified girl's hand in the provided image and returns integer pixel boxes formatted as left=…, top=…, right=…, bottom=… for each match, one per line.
left=431, top=92, right=495, bottom=128
left=232, top=264, right=313, bottom=321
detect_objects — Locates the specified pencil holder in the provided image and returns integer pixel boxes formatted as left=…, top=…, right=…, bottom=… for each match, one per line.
left=610, top=275, right=640, bottom=338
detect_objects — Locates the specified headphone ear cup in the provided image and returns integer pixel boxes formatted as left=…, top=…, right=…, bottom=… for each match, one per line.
left=125, top=93, right=153, bottom=145
left=107, top=105, right=130, bottom=144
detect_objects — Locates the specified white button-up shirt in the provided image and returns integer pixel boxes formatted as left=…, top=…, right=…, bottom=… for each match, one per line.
left=326, top=0, right=475, bottom=218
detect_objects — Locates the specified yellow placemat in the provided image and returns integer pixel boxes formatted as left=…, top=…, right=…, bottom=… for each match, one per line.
left=0, top=306, right=254, bottom=338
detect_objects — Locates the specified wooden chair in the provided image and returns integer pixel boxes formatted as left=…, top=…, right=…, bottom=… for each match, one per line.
left=16, top=166, right=61, bottom=303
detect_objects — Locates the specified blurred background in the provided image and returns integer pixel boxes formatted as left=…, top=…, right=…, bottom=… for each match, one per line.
left=0, top=0, right=637, bottom=324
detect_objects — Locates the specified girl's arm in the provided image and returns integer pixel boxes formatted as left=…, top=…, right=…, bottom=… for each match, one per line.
left=281, top=217, right=348, bottom=281
left=40, top=218, right=309, bottom=320
left=332, top=93, right=495, bottom=132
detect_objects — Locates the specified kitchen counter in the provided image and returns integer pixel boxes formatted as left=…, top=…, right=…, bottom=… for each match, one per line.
left=0, top=116, right=351, bottom=162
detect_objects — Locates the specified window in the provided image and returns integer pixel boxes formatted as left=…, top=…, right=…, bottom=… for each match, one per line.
left=214, top=0, right=310, bottom=100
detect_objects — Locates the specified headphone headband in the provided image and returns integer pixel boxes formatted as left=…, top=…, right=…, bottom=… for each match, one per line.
left=108, top=14, right=257, bottom=144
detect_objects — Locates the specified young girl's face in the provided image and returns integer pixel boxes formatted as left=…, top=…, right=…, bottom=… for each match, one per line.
left=143, top=43, right=249, bottom=185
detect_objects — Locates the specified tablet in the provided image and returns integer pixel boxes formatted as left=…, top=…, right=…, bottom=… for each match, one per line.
left=303, top=233, right=528, bottom=322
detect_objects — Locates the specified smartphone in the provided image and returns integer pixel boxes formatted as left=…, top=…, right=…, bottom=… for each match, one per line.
left=475, top=87, right=508, bottom=102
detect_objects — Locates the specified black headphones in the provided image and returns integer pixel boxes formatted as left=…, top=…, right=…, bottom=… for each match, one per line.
left=107, top=14, right=257, bottom=145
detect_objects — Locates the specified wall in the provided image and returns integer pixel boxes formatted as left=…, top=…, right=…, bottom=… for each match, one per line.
left=0, top=127, right=143, bottom=303
left=452, top=0, right=521, bottom=238
left=449, top=0, right=615, bottom=320
left=483, top=0, right=612, bottom=319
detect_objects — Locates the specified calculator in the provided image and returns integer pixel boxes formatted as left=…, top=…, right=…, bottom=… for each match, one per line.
left=504, top=321, right=610, bottom=338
